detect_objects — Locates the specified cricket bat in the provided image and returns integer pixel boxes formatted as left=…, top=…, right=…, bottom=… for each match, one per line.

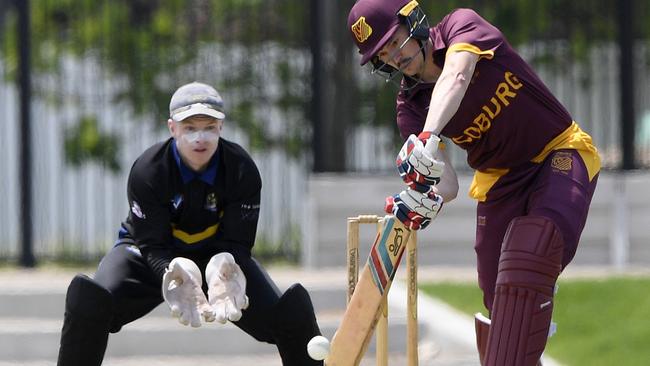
left=325, top=215, right=411, bottom=366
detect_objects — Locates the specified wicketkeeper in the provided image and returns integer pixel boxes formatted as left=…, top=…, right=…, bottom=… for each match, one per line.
left=57, top=81, right=323, bottom=366
left=348, top=1, right=601, bottom=365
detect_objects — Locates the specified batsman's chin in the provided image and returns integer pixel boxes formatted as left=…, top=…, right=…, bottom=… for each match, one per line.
left=307, top=335, right=331, bottom=361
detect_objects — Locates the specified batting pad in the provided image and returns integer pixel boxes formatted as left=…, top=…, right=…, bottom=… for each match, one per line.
left=484, top=216, right=563, bottom=366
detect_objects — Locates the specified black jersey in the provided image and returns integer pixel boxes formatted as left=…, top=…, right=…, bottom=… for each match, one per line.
left=117, top=137, right=261, bottom=278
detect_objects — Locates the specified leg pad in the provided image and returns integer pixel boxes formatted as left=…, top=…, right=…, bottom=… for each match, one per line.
left=484, top=216, right=563, bottom=366
left=57, top=275, right=114, bottom=366
left=475, top=312, right=491, bottom=364
left=270, top=283, right=323, bottom=366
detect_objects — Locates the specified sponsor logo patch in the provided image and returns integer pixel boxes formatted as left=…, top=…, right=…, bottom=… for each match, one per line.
left=351, top=16, right=372, bottom=43
left=131, top=201, right=146, bottom=219
left=171, top=194, right=183, bottom=212
left=477, top=215, right=487, bottom=226
left=125, top=245, right=142, bottom=256
left=452, top=71, right=523, bottom=145
left=241, top=203, right=260, bottom=221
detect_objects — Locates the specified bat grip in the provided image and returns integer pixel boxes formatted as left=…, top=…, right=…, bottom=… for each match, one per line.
left=423, top=134, right=440, bottom=155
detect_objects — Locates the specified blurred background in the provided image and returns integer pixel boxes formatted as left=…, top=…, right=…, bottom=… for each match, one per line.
left=0, top=0, right=648, bottom=267
left=1, top=1, right=650, bottom=365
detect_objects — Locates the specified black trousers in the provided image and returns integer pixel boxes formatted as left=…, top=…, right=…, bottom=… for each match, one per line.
left=57, top=244, right=306, bottom=365
left=95, top=244, right=282, bottom=339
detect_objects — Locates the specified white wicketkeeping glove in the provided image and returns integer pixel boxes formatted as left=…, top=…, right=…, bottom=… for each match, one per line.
left=205, top=252, right=249, bottom=324
left=162, top=257, right=216, bottom=327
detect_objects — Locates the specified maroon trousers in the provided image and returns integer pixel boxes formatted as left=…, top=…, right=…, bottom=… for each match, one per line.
left=474, top=149, right=598, bottom=312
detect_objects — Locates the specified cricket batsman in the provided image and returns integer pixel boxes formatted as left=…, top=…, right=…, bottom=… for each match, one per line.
left=57, top=82, right=323, bottom=365
left=347, top=1, right=600, bottom=365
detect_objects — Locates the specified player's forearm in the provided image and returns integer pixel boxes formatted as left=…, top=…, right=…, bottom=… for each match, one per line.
left=433, top=177, right=458, bottom=203
left=423, top=52, right=478, bottom=134
left=431, top=149, right=459, bottom=203
left=423, top=71, right=471, bottom=134
left=431, top=165, right=458, bottom=203
left=141, top=247, right=174, bottom=279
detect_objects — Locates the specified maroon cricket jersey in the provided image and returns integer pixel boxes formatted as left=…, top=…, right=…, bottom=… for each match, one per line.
left=396, top=8, right=573, bottom=171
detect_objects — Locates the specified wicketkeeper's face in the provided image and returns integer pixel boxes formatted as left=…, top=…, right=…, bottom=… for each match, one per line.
left=168, top=115, right=222, bottom=171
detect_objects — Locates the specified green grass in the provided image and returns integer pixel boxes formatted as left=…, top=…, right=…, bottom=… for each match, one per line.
left=421, top=277, right=650, bottom=366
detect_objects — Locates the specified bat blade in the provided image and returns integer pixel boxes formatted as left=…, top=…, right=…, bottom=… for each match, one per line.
left=325, top=215, right=411, bottom=366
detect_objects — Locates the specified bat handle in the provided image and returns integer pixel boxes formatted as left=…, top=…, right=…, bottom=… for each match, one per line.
left=423, top=134, right=440, bottom=156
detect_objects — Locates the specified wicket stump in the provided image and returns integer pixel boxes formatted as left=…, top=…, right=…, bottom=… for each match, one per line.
left=346, top=215, right=418, bottom=365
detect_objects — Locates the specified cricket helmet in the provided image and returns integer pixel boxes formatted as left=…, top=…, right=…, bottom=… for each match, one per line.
left=347, top=0, right=430, bottom=66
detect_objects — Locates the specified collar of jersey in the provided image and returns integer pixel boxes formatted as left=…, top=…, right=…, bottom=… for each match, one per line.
left=171, top=140, right=219, bottom=185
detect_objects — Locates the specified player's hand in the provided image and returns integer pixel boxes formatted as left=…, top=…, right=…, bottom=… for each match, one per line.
left=396, top=132, right=445, bottom=193
left=162, top=257, right=216, bottom=327
left=206, top=252, right=249, bottom=324
left=384, top=188, right=443, bottom=230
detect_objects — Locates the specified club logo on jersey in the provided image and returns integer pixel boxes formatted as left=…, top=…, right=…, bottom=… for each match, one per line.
left=131, top=201, right=146, bottom=219
left=205, top=192, right=218, bottom=212
left=551, top=152, right=572, bottom=173
left=351, top=16, right=372, bottom=43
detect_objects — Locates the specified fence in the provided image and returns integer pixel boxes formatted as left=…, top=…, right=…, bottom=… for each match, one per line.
left=0, top=51, right=309, bottom=262
left=5, top=46, right=650, bottom=258
left=1, top=40, right=649, bottom=262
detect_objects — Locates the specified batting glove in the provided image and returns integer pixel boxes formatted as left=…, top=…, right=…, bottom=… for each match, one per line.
left=384, top=188, right=444, bottom=230
left=396, top=132, right=445, bottom=194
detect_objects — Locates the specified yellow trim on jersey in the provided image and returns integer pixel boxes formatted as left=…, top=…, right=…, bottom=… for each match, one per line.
left=172, top=223, right=219, bottom=244
left=530, top=121, right=600, bottom=181
left=468, top=168, right=510, bottom=202
left=447, top=43, right=495, bottom=60
left=468, top=121, right=600, bottom=202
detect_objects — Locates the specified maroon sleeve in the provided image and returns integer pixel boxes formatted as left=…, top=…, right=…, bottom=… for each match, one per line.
left=438, top=8, right=505, bottom=55
left=396, top=87, right=431, bottom=140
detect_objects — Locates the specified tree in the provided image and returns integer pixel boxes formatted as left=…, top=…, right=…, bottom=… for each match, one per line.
left=0, top=0, right=312, bottom=170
